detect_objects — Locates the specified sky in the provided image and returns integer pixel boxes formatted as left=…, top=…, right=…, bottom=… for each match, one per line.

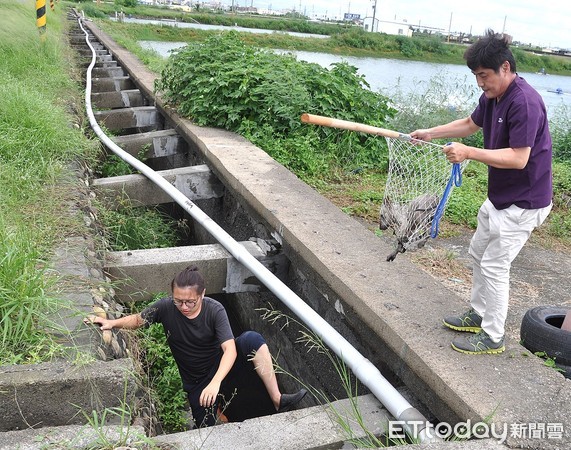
left=243, top=0, right=571, bottom=50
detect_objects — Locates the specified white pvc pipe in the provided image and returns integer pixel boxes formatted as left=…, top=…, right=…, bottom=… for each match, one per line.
left=78, top=17, right=436, bottom=442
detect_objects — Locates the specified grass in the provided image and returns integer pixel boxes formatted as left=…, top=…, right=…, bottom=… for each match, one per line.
left=0, top=217, right=69, bottom=364
left=0, top=0, right=102, bottom=365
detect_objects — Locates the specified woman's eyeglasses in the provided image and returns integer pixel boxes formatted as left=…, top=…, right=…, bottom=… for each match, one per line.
left=173, top=298, right=199, bottom=307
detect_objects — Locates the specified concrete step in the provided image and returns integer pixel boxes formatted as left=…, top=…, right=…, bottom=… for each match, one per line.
left=112, top=129, right=187, bottom=159
left=92, top=89, right=147, bottom=109
left=92, top=164, right=223, bottom=206
left=75, top=47, right=108, bottom=57
left=154, top=394, right=390, bottom=450
left=0, top=425, right=147, bottom=450
left=0, top=359, right=135, bottom=432
left=93, top=106, right=159, bottom=131
left=92, top=66, right=126, bottom=78
left=104, top=240, right=289, bottom=303
left=92, top=76, right=135, bottom=92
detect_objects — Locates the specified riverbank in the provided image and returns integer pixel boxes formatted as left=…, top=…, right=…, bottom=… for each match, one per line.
left=79, top=3, right=571, bottom=77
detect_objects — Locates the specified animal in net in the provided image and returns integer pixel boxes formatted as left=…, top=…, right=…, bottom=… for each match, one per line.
left=380, top=137, right=467, bottom=261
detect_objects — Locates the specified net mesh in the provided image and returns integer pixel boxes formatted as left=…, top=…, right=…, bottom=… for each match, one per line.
left=380, top=137, right=469, bottom=261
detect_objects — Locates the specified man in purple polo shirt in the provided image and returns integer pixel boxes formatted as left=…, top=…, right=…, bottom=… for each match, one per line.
left=411, top=29, right=553, bottom=354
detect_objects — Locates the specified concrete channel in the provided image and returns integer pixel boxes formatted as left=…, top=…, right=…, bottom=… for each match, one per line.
left=1, top=9, right=570, bottom=450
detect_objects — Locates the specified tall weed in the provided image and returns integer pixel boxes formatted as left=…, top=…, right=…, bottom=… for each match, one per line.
left=0, top=216, right=67, bottom=365
left=0, top=1, right=97, bottom=362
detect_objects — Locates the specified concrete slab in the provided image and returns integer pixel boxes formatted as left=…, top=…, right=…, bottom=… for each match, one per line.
left=92, top=164, right=224, bottom=206
left=93, top=106, right=158, bottom=131
left=153, top=394, right=390, bottom=450
left=0, top=424, right=146, bottom=450
left=112, top=129, right=187, bottom=158
left=92, top=89, right=146, bottom=109
left=0, top=359, right=135, bottom=431
left=104, top=241, right=285, bottom=302
left=91, top=76, right=134, bottom=92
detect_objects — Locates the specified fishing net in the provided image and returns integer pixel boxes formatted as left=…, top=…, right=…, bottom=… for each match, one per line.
left=380, top=137, right=469, bottom=261
left=298, top=113, right=468, bottom=261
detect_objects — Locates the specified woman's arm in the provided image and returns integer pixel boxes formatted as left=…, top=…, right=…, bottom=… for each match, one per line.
left=86, top=313, right=144, bottom=331
left=200, top=338, right=237, bottom=407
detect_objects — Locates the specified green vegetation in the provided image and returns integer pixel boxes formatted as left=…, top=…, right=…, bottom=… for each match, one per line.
left=80, top=3, right=571, bottom=75
left=157, top=32, right=395, bottom=178
left=97, top=201, right=184, bottom=251
left=533, top=351, right=566, bottom=373
left=0, top=0, right=98, bottom=364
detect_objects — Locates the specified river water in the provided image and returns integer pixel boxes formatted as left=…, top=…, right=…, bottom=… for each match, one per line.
left=132, top=18, right=571, bottom=117
left=141, top=39, right=571, bottom=115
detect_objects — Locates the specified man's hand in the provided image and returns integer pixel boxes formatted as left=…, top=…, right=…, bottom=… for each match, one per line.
left=200, top=380, right=221, bottom=407
left=443, top=142, right=470, bottom=164
left=410, top=129, right=432, bottom=142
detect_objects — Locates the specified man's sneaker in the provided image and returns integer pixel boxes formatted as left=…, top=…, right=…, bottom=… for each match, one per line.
left=443, top=309, right=482, bottom=333
left=451, top=330, right=505, bottom=355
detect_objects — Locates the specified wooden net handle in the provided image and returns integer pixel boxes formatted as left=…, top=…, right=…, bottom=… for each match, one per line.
left=300, top=113, right=411, bottom=140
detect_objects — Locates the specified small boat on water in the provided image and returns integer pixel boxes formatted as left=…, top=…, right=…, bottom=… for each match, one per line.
left=547, top=88, right=568, bottom=95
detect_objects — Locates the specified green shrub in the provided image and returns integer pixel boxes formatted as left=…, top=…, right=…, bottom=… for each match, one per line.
left=156, top=31, right=395, bottom=178
left=396, top=35, right=421, bottom=58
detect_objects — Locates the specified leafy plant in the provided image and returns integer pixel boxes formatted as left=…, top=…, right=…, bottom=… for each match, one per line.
left=156, top=32, right=395, bottom=179
left=533, top=351, right=566, bottom=373
left=98, top=154, right=137, bottom=177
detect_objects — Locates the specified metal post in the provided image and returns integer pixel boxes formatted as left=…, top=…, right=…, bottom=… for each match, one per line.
left=36, top=0, right=46, bottom=36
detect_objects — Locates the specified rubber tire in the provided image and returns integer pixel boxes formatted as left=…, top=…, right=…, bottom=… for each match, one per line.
left=555, top=363, right=571, bottom=379
left=520, top=305, right=571, bottom=367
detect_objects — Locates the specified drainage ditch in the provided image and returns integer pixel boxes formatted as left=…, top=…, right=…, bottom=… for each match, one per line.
left=1, top=9, right=441, bottom=449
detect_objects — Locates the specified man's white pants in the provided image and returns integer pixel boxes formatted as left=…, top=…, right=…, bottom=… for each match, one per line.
left=469, top=199, right=552, bottom=342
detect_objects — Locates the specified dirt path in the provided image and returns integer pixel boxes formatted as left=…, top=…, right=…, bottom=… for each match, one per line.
left=406, top=229, right=571, bottom=344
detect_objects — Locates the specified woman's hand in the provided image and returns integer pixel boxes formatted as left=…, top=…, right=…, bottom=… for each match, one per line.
left=200, top=380, right=221, bottom=407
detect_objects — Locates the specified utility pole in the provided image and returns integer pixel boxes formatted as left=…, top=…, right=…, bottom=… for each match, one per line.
left=371, top=0, right=377, bottom=32
left=447, top=11, right=452, bottom=43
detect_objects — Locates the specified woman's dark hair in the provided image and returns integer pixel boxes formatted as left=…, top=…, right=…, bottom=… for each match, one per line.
left=171, top=265, right=205, bottom=292
left=464, top=29, right=516, bottom=73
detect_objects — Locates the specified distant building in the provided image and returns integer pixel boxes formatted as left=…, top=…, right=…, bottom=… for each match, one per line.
left=234, top=6, right=257, bottom=13
left=363, top=18, right=412, bottom=37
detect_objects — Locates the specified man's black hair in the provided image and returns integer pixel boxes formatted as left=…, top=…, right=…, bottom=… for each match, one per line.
left=464, top=29, right=517, bottom=73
